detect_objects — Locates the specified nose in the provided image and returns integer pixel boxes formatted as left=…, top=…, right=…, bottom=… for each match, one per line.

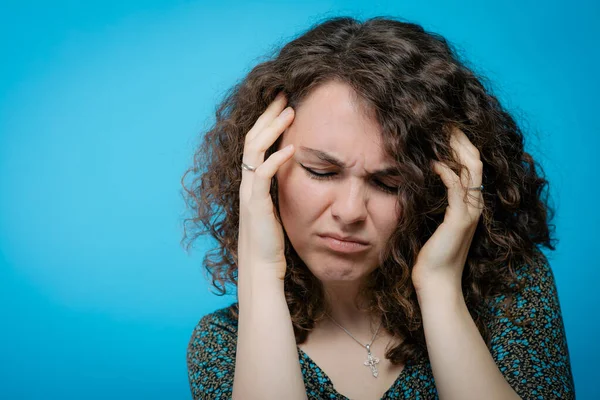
left=330, top=178, right=368, bottom=225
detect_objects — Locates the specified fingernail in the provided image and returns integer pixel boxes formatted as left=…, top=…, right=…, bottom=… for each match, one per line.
left=281, top=107, right=293, bottom=117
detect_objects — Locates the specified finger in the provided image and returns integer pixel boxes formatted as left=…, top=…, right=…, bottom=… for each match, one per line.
left=250, top=144, right=295, bottom=204
left=448, top=128, right=482, bottom=189
left=243, top=106, right=294, bottom=169
left=432, top=160, right=476, bottom=206
left=432, top=160, right=461, bottom=194
left=240, top=104, right=294, bottom=201
left=443, top=156, right=483, bottom=210
left=449, top=126, right=480, bottom=161
left=432, top=160, right=483, bottom=221
left=246, top=92, right=288, bottom=142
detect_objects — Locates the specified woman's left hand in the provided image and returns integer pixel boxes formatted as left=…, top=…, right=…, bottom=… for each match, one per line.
left=411, top=126, right=485, bottom=293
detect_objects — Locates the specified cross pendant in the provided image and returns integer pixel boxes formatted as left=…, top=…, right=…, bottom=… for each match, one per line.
left=363, top=344, right=380, bottom=378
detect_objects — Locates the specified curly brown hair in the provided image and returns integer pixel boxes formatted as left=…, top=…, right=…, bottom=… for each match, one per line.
left=180, top=15, right=557, bottom=365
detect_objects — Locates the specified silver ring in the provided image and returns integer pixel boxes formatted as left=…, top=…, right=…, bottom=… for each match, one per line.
left=467, top=185, right=484, bottom=191
left=241, top=162, right=257, bottom=172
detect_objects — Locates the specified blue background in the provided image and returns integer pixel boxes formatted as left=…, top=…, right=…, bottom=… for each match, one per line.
left=1, top=1, right=597, bottom=398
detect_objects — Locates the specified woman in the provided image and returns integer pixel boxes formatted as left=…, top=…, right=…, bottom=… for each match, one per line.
left=183, top=16, right=575, bottom=399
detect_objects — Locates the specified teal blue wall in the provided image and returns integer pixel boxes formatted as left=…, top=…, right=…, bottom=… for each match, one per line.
left=1, top=1, right=597, bottom=398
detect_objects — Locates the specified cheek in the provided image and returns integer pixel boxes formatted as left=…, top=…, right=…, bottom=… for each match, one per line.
left=280, top=169, right=324, bottom=204
left=277, top=176, right=322, bottom=251
left=278, top=172, right=317, bottom=220
left=373, top=198, right=401, bottom=233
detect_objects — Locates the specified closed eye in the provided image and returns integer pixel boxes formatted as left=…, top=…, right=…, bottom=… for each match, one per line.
left=300, top=165, right=398, bottom=194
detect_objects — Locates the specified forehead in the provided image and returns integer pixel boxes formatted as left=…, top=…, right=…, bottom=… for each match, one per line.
left=285, top=81, right=392, bottom=165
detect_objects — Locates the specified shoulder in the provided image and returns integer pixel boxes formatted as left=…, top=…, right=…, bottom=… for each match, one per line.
left=483, top=257, right=575, bottom=398
left=187, top=303, right=239, bottom=399
left=186, top=303, right=239, bottom=374
left=187, top=302, right=239, bottom=366
left=485, top=255, right=561, bottom=317
left=197, top=303, right=239, bottom=334
left=188, top=302, right=239, bottom=347
left=514, top=255, right=558, bottom=292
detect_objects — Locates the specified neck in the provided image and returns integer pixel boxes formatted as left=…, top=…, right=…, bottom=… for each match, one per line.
left=320, top=279, right=382, bottom=338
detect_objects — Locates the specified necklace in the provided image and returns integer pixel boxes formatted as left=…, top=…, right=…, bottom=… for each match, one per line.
left=325, top=313, right=383, bottom=378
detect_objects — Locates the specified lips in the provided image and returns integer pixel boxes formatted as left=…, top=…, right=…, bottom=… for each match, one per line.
left=319, top=235, right=370, bottom=253
left=319, top=233, right=369, bottom=245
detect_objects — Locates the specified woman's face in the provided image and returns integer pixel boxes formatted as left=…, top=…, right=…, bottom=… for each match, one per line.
left=276, top=80, right=401, bottom=284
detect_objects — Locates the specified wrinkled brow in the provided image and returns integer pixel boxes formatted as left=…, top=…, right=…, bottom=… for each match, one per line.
left=299, top=146, right=400, bottom=178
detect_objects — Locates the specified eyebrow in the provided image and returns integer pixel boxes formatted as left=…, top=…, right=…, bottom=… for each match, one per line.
left=299, top=146, right=400, bottom=178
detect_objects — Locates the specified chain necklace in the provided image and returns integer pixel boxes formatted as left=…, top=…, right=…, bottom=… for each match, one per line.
left=325, top=313, right=383, bottom=378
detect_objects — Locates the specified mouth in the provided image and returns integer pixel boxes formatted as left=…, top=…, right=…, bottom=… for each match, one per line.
left=318, top=233, right=369, bottom=245
left=318, top=235, right=370, bottom=253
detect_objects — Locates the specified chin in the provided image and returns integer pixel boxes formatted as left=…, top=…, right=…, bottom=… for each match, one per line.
left=307, top=261, right=366, bottom=283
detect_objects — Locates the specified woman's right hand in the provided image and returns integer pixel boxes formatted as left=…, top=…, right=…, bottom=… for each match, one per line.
left=237, top=91, right=296, bottom=282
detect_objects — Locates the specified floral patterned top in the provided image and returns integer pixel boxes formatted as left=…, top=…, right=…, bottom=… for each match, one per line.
left=187, top=261, right=575, bottom=399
